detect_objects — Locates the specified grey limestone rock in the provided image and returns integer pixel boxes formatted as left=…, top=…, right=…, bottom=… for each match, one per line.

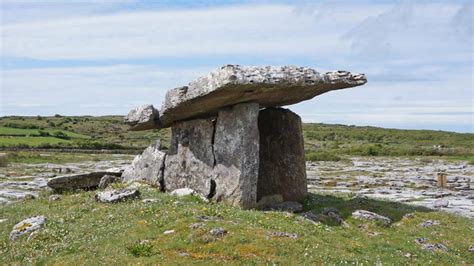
left=121, top=141, right=166, bottom=188
left=95, top=188, right=140, bottom=203
left=270, top=231, right=298, bottom=239
left=257, top=107, right=307, bottom=202
left=98, top=175, right=120, bottom=189
left=352, top=210, right=391, bottom=226
left=213, top=103, right=260, bottom=208
left=163, top=118, right=215, bottom=197
left=209, top=227, right=227, bottom=237
left=125, top=104, right=161, bottom=131
left=9, top=216, right=46, bottom=241
left=47, top=171, right=121, bottom=192
left=159, top=65, right=367, bottom=128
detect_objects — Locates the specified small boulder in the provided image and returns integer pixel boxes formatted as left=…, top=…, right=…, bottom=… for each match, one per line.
left=420, top=220, right=441, bottom=227
left=352, top=210, right=391, bottom=226
left=170, top=188, right=196, bottom=197
left=95, top=189, right=140, bottom=203
left=189, top=223, right=205, bottom=229
left=48, top=194, right=62, bottom=201
left=9, top=216, right=46, bottom=241
left=323, top=207, right=344, bottom=225
left=270, top=231, right=298, bottom=239
left=98, top=175, right=120, bottom=189
left=209, top=228, right=227, bottom=237
left=300, top=211, right=319, bottom=224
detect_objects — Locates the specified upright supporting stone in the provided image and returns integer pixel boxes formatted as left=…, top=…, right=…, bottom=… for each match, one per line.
left=214, top=103, right=260, bottom=208
left=121, top=140, right=166, bottom=188
left=257, top=108, right=307, bottom=202
left=163, top=118, right=215, bottom=197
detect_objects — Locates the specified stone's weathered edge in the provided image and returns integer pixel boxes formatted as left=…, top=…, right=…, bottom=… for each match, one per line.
left=9, top=216, right=46, bottom=241
left=159, top=65, right=367, bottom=127
left=163, top=118, right=216, bottom=197
left=47, top=171, right=122, bottom=191
left=125, top=104, right=161, bottom=131
left=214, top=103, right=260, bottom=208
left=95, top=189, right=140, bottom=203
left=121, top=140, right=166, bottom=188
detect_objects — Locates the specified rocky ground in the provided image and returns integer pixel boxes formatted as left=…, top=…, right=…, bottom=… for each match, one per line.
left=1, top=155, right=472, bottom=218
left=0, top=153, right=132, bottom=205
left=307, top=157, right=474, bottom=218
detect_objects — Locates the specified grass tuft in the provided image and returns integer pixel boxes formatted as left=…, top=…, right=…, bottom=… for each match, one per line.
left=127, top=240, right=154, bottom=257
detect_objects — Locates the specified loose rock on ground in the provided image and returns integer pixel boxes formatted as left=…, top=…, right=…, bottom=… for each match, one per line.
left=9, top=216, right=46, bottom=241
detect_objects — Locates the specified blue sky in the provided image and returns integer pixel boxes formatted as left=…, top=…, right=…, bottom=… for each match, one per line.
left=0, top=0, right=472, bottom=132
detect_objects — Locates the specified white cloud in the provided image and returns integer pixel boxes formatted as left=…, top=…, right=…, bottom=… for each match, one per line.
left=0, top=1, right=472, bottom=132
left=0, top=64, right=212, bottom=116
left=0, top=4, right=383, bottom=60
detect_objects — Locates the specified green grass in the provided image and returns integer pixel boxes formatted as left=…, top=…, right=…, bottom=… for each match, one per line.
left=0, top=116, right=472, bottom=160
left=1, top=189, right=473, bottom=264
left=1, top=151, right=134, bottom=165
left=303, top=123, right=474, bottom=158
left=0, top=137, right=72, bottom=147
left=0, top=126, right=90, bottom=139
left=0, top=116, right=168, bottom=151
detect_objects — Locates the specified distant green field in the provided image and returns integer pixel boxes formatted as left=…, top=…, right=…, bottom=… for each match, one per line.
left=0, top=137, right=71, bottom=147
left=0, top=116, right=472, bottom=161
left=0, top=126, right=90, bottom=139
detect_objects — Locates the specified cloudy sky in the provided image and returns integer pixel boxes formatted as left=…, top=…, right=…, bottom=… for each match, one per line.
left=0, top=0, right=472, bottom=132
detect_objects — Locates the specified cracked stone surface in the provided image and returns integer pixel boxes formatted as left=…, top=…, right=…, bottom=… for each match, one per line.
left=214, top=103, right=260, bottom=208
left=47, top=171, right=122, bottom=192
left=9, top=216, right=46, bottom=241
left=307, top=157, right=474, bottom=218
left=158, top=65, right=367, bottom=128
left=0, top=154, right=132, bottom=205
left=163, top=118, right=215, bottom=197
left=121, top=141, right=166, bottom=188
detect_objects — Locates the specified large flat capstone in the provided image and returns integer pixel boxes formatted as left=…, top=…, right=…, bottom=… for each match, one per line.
left=158, top=65, right=366, bottom=128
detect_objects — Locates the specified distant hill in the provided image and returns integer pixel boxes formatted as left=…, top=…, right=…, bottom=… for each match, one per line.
left=0, top=116, right=472, bottom=161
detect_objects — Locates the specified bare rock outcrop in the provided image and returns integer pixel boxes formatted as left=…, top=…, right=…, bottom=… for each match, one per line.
left=121, top=140, right=166, bottom=188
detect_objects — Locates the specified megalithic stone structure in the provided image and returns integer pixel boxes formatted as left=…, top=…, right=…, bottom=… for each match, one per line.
left=123, top=65, right=367, bottom=208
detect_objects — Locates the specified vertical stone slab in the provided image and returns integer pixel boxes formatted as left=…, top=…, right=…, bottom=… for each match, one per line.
left=163, top=118, right=215, bottom=197
left=258, top=107, right=307, bottom=202
left=121, top=140, right=166, bottom=188
left=214, top=103, right=260, bottom=208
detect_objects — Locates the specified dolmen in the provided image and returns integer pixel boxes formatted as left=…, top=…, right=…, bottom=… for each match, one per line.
left=124, top=65, right=367, bottom=209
